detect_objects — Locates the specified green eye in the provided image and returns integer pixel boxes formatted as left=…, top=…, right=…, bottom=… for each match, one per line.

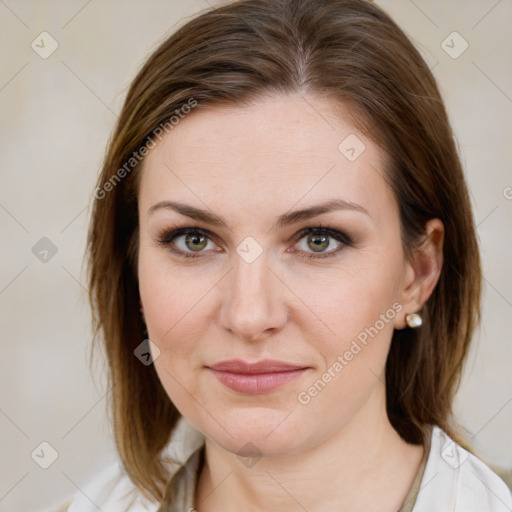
left=292, top=227, right=350, bottom=259
left=306, top=232, right=330, bottom=252
left=184, top=233, right=208, bottom=252
left=158, top=227, right=215, bottom=258
left=158, top=225, right=352, bottom=260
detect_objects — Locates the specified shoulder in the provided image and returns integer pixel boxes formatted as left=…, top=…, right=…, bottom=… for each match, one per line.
left=413, top=426, right=512, bottom=511
left=62, top=461, right=158, bottom=512
left=56, top=416, right=204, bottom=512
left=41, top=462, right=155, bottom=512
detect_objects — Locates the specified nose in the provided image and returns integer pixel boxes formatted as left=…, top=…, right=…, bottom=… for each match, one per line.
left=219, top=252, right=288, bottom=342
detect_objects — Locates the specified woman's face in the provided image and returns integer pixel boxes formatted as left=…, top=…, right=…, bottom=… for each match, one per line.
left=138, top=93, right=417, bottom=457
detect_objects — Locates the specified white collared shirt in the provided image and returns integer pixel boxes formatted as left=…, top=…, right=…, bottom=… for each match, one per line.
left=58, top=416, right=512, bottom=512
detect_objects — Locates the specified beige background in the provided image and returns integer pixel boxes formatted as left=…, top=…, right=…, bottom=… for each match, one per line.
left=0, top=1, right=511, bottom=510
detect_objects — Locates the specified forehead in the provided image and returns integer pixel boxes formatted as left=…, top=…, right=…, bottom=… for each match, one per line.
left=139, top=93, right=395, bottom=227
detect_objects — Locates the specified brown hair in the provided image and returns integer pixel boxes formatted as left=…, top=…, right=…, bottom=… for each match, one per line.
left=87, top=0, right=481, bottom=503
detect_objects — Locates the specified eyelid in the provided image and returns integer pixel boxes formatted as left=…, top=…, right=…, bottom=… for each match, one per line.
left=156, top=226, right=221, bottom=259
left=292, top=224, right=352, bottom=245
left=157, top=226, right=214, bottom=245
left=288, top=225, right=352, bottom=259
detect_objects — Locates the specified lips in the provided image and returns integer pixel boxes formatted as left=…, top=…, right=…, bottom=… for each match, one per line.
left=209, top=359, right=307, bottom=373
left=207, top=359, right=310, bottom=394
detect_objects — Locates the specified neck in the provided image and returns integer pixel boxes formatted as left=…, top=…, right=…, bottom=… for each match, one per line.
left=194, top=385, right=425, bottom=512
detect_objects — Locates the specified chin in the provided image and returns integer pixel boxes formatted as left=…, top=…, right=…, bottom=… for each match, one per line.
left=196, top=405, right=314, bottom=458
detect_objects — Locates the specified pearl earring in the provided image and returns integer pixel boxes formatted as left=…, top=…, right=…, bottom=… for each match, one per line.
left=405, top=312, right=422, bottom=328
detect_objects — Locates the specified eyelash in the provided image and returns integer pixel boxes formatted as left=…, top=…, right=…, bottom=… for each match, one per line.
left=156, top=224, right=353, bottom=260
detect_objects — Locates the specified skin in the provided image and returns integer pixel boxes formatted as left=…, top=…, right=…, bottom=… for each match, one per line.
left=137, top=93, right=444, bottom=511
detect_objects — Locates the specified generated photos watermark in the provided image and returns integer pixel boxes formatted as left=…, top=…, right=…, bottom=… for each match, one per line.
left=94, top=97, right=198, bottom=200
left=297, top=301, right=403, bottom=405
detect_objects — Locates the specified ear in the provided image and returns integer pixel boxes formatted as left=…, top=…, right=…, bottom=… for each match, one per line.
left=395, top=218, right=444, bottom=329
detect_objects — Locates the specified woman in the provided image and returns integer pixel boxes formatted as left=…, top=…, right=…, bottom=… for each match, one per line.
left=57, top=0, right=512, bottom=510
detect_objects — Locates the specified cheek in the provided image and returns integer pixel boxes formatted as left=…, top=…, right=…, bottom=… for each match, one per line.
left=286, top=252, right=403, bottom=340
left=293, top=274, right=402, bottom=432
left=138, top=243, right=212, bottom=341
left=138, top=247, right=211, bottom=415
left=286, top=252, right=404, bottom=400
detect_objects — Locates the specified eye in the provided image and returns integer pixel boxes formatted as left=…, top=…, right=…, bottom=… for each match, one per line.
left=291, top=226, right=352, bottom=259
left=157, top=225, right=352, bottom=260
left=157, top=227, right=219, bottom=259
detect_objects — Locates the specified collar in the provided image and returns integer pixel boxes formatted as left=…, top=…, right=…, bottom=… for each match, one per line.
left=157, top=415, right=205, bottom=512
left=154, top=419, right=512, bottom=511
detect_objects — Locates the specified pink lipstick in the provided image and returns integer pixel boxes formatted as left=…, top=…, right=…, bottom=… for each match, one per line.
left=207, top=359, right=309, bottom=394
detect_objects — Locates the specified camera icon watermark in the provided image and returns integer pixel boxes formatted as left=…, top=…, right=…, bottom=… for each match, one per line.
left=441, top=31, right=468, bottom=59
left=31, top=441, right=59, bottom=469
left=31, top=31, right=59, bottom=59
left=134, top=339, right=161, bottom=365
left=503, top=186, right=512, bottom=200
left=32, top=237, right=58, bottom=263
left=338, top=134, right=366, bottom=162
left=441, top=442, right=469, bottom=469
left=237, top=442, right=262, bottom=468
left=236, top=236, right=263, bottom=264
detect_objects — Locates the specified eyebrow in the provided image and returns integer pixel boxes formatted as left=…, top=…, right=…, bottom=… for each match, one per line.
left=147, top=198, right=370, bottom=229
